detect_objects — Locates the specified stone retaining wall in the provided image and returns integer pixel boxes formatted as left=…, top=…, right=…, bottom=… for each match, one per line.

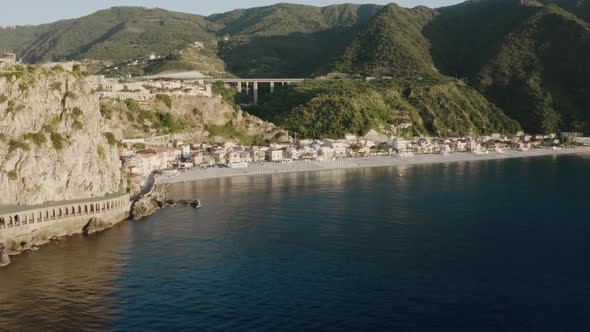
left=0, top=194, right=131, bottom=262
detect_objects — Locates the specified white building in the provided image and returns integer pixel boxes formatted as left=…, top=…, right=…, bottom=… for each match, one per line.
left=344, top=134, right=356, bottom=142
left=318, top=146, right=335, bottom=159
left=388, top=137, right=409, bottom=152
left=266, top=149, right=284, bottom=162
left=181, top=145, right=191, bottom=159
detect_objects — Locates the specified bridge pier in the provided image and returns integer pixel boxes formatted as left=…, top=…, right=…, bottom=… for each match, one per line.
left=253, top=82, right=259, bottom=104
left=208, top=79, right=304, bottom=103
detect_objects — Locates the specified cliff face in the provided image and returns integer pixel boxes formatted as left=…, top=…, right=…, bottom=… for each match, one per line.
left=0, top=63, right=126, bottom=205
left=100, top=94, right=287, bottom=144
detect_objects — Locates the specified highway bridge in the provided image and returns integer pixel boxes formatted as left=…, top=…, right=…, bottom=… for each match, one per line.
left=205, top=78, right=306, bottom=103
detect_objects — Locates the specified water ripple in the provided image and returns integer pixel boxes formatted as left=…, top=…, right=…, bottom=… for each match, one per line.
left=1, top=156, right=590, bottom=331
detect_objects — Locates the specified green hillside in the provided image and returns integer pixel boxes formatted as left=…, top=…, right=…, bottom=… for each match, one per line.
left=214, top=3, right=382, bottom=77
left=474, top=4, right=590, bottom=133
left=209, top=3, right=379, bottom=36
left=332, top=0, right=590, bottom=134
left=3, top=1, right=590, bottom=135
left=102, top=41, right=232, bottom=78
left=541, top=0, right=590, bottom=20
left=248, top=76, right=520, bottom=139
left=334, top=4, right=437, bottom=76
left=424, top=0, right=537, bottom=78
left=2, top=7, right=213, bottom=63
left=0, top=4, right=380, bottom=76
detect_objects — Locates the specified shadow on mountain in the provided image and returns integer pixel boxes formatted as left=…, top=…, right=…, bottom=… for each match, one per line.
left=422, top=0, right=536, bottom=79
left=66, top=22, right=127, bottom=60
left=219, top=27, right=361, bottom=78
left=422, top=0, right=590, bottom=133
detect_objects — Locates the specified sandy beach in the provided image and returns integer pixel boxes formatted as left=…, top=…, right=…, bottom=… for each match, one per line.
left=155, top=148, right=590, bottom=185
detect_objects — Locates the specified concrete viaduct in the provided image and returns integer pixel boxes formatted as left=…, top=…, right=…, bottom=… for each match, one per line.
left=206, top=78, right=305, bottom=104
left=0, top=193, right=130, bottom=230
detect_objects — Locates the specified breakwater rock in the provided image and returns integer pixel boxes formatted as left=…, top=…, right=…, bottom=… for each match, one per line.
left=0, top=243, right=10, bottom=267
left=83, top=217, right=113, bottom=235
left=173, top=199, right=202, bottom=208
left=131, top=184, right=202, bottom=220
left=131, top=184, right=171, bottom=220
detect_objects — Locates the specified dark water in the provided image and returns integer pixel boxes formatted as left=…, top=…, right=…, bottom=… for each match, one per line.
left=2, top=155, right=590, bottom=331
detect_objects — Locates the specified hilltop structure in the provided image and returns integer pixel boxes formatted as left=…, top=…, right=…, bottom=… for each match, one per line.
left=0, top=52, right=16, bottom=63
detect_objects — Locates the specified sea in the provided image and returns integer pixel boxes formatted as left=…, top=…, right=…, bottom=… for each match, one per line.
left=1, top=154, right=590, bottom=331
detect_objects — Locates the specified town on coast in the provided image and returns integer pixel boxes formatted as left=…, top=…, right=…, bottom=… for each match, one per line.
left=121, top=130, right=590, bottom=187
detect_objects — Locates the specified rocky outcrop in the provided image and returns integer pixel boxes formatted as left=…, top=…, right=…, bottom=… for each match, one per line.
left=174, top=199, right=202, bottom=208
left=83, top=217, right=113, bottom=235
left=100, top=94, right=287, bottom=143
left=131, top=184, right=170, bottom=220
left=0, top=243, right=10, bottom=267
left=0, top=63, right=126, bottom=205
left=130, top=184, right=202, bottom=220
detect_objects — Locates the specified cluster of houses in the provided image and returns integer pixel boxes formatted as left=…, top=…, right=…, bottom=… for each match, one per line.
left=0, top=52, right=17, bottom=64
left=118, top=132, right=575, bottom=185
left=87, top=75, right=212, bottom=102
left=101, top=52, right=164, bottom=75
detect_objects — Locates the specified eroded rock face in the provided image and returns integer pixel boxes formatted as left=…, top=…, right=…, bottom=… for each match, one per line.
left=0, top=63, right=126, bottom=205
left=131, top=184, right=170, bottom=220
left=101, top=94, right=288, bottom=143
left=82, top=217, right=113, bottom=235
left=0, top=243, right=10, bottom=267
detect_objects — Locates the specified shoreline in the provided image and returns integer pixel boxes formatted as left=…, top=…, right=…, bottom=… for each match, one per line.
left=156, top=148, right=590, bottom=185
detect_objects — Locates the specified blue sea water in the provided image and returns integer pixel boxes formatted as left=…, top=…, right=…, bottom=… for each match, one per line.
left=1, top=154, right=590, bottom=331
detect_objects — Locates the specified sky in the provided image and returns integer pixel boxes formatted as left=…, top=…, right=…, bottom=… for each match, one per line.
left=0, top=0, right=463, bottom=26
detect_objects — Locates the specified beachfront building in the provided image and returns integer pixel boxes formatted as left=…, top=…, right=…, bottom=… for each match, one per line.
left=211, top=150, right=227, bottom=165
left=181, top=145, right=191, bottom=160
left=318, top=146, right=335, bottom=159
left=466, top=139, right=481, bottom=152
left=285, top=146, right=302, bottom=160
left=388, top=137, right=409, bottom=153
left=245, top=147, right=265, bottom=162
left=574, top=137, right=590, bottom=146
left=266, top=149, right=284, bottom=162
left=225, top=149, right=252, bottom=164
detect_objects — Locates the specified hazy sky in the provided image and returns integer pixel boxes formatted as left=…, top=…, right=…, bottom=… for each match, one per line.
left=0, top=0, right=463, bottom=26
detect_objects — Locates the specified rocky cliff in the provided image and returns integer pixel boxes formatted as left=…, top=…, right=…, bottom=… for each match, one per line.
left=100, top=93, right=287, bottom=144
left=0, top=63, right=126, bottom=205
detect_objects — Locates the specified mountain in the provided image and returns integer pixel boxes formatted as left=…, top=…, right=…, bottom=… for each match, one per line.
left=209, top=3, right=380, bottom=36
left=101, top=41, right=232, bottom=78
left=541, top=0, right=590, bottom=21
left=3, top=1, right=590, bottom=135
left=334, top=4, right=437, bottom=76
left=423, top=0, right=590, bottom=134
left=0, top=61, right=285, bottom=205
left=249, top=75, right=520, bottom=139
left=0, top=4, right=381, bottom=77
left=332, top=0, right=590, bottom=134
left=1, top=7, right=213, bottom=63
left=213, top=3, right=382, bottom=77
